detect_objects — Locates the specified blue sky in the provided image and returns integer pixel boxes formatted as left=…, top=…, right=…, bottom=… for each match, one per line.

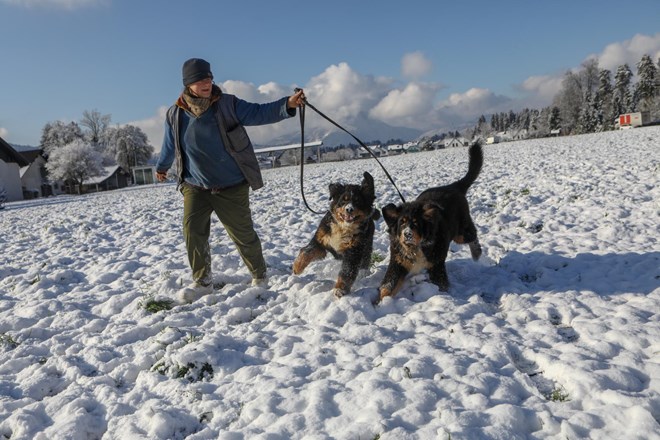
left=1, top=0, right=659, bottom=149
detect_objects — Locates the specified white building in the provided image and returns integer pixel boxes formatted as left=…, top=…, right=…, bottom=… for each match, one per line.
left=0, top=136, right=29, bottom=202
left=444, top=137, right=469, bottom=148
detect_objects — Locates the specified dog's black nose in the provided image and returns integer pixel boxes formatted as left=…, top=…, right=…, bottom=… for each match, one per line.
left=345, top=205, right=354, bottom=214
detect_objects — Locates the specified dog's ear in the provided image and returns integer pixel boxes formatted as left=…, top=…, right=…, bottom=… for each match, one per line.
left=361, top=172, right=375, bottom=199
left=329, top=183, right=344, bottom=199
left=382, top=203, right=401, bottom=228
left=422, top=202, right=442, bottom=222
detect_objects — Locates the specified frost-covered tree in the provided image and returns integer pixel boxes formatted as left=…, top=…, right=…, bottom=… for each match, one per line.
left=577, top=92, right=598, bottom=134
left=580, top=59, right=600, bottom=98
left=634, top=54, right=658, bottom=114
left=102, top=125, right=154, bottom=172
left=40, top=121, right=84, bottom=155
left=554, top=71, right=582, bottom=134
left=46, top=140, right=103, bottom=194
left=534, top=107, right=552, bottom=136
left=613, top=64, right=634, bottom=116
left=595, top=69, right=614, bottom=131
left=80, top=109, right=112, bottom=148
left=549, top=106, right=561, bottom=132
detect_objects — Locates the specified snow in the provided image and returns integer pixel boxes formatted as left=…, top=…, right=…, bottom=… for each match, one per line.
left=1, top=127, right=659, bottom=439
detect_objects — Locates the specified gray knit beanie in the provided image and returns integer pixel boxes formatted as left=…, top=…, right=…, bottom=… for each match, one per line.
left=182, top=58, right=213, bottom=86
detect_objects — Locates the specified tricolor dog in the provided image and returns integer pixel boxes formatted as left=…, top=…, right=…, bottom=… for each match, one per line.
left=293, top=172, right=380, bottom=298
left=377, top=142, right=483, bottom=303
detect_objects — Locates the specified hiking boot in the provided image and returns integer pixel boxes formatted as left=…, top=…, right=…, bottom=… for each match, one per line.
left=178, top=282, right=213, bottom=303
left=251, top=276, right=268, bottom=287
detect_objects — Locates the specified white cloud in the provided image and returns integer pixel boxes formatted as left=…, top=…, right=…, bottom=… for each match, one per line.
left=370, top=82, right=440, bottom=129
left=221, top=80, right=289, bottom=104
left=401, top=52, right=432, bottom=79
left=594, top=33, right=660, bottom=72
left=127, top=106, right=169, bottom=152
left=305, top=62, right=394, bottom=122
left=440, top=88, right=510, bottom=116
left=0, top=127, right=8, bottom=139
left=519, top=74, right=565, bottom=105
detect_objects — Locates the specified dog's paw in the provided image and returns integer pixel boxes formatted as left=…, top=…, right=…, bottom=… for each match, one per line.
left=332, top=288, right=349, bottom=299
left=409, top=273, right=428, bottom=285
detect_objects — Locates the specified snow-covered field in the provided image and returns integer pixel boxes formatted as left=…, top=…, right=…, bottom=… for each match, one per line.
left=1, top=127, right=659, bottom=440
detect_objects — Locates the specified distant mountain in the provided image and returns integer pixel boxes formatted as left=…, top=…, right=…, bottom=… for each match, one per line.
left=11, top=144, right=39, bottom=152
left=258, top=111, right=424, bottom=149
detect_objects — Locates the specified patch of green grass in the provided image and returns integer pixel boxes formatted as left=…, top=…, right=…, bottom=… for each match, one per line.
left=152, top=361, right=167, bottom=375
left=545, top=386, right=570, bottom=402
left=176, top=362, right=214, bottom=382
left=0, top=333, right=19, bottom=349
left=370, top=252, right=385, bottom=268
left=142, top=298, right=174, bottom=313
left=520, top=188, right=531, bottom=196
left=184, top=332, right=201, bottom=344
left=175, top=364, right=192, bottom=379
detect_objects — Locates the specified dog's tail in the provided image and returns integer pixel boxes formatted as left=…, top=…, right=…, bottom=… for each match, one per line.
left=455, top=141, right=483, bottom=194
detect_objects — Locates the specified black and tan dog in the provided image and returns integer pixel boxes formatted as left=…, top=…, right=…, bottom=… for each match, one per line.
left=293, top=172, right=380, bottom=298
left=377, top=142, right=483, bottom=303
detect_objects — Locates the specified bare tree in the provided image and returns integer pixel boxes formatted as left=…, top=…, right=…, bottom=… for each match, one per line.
left=80, top=109, right=112, bottom=148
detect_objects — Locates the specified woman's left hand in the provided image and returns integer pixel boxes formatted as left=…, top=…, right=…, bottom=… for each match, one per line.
left=288, top=89, right=305, bottom=108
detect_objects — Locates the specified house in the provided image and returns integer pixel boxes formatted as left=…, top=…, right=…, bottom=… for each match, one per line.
left=19, top=148, right=48, bottom=199
left=0, top=136, right=29, bottom=202
left=444, top=137, right=469, bottom=148
left=358, top=144, right=386, bottom=159
left=387, top=144, right=404, bottom=155
left=431, top=140, right=445, bottom=150
left=17, top=147, right=66, bottom=198
left=511, top=129, right=528, bottom=141
left=81, top=165, right=129, bottom=193
left=403, top=141, right=420, bottom=153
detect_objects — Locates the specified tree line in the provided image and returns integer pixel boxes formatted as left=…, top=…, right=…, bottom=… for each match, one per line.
left=41, top=110, right=153, bottom=193
left=468, top=54, right=659, bottom=139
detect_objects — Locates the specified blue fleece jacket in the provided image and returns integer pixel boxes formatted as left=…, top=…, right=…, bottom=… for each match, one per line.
left=157, top=95, right=292, bottom=189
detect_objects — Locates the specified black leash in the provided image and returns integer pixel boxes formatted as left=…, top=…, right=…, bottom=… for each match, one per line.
left=295, top=89, right=407, bottom=215
left=298, top=99, right=325, bottom=215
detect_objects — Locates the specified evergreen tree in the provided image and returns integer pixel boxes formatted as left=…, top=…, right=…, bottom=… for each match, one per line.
left=596, top=69, right=614, bottom=131
left=634, top=54, right=658, bottom=114
left=613, top=64, right=633, bottom=115
left=577, top=92, right=598, bottom=134
left=549, top=107, right=561, bottom=132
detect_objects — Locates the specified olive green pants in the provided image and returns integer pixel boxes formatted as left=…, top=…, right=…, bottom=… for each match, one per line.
left=181, top=183, right=266, bottom=284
